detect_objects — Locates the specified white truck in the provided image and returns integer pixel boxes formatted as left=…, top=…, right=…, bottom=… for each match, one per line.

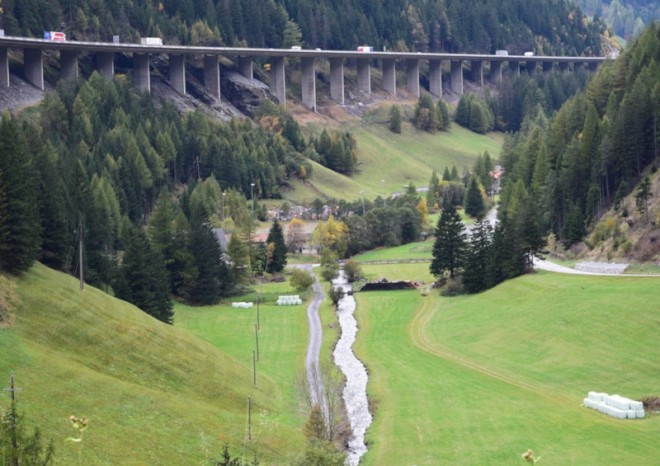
left=140, top=37, right=163, bottom=46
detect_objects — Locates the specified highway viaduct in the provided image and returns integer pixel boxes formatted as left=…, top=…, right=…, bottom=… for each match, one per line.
left=0, top=35, right=607, bottom=111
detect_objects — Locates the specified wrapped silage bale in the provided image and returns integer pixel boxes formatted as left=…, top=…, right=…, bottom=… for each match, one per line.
left=613, top=407, right=627, bottom=419
left=588, top=392, right=603, bottom=402
left=630, top=400, right=643, bottom=410
left=636, top=409, right=645, bottom=418
left=608, top=395, right=631, bottom=411
left=626, top=410, right=637, bottom=419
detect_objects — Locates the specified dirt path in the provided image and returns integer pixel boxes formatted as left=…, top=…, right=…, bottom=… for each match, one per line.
left=301, top=265, right=327, bottom=411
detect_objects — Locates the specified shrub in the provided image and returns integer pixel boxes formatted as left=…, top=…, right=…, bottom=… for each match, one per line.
left=328, top=286, right=345, bottom=306
left=440, top=277, right=464, bottom=296
left=290, top=268, right=314, bottom=292
left=343, top=259, right=363, bottom=283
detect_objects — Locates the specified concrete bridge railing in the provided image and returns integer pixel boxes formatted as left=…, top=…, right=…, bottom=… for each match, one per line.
left=0, top=35, right=607, bottom=110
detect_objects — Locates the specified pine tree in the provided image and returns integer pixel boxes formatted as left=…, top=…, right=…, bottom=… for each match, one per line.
left=455, top=94, right=470, bottom=127
left=462, top=218, right=492, bottom=293
left=635, top=176, right=652, bottom=221
left=430, top=203, right=466, bottom=279
left=114, top=225, right=173, bottom=324
left=34, top=147, right=71, bottom=270
left=389, top=105, right=402, bottom=133
left=437, top=99, right=450, bottom=130
left=0, top=116, right=41, bottom=273
left=189, top=218, right=235, bottom=304
left=464, top=177, right=485, bottom=218
left=266, top=219, right=287, bottom=273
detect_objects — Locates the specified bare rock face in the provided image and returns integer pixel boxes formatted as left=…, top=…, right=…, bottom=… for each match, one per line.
left=221, top=70, right=278, bottom=118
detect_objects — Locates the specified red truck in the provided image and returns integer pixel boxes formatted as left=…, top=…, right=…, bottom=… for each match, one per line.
left=43, top=31, right=66, bottom=41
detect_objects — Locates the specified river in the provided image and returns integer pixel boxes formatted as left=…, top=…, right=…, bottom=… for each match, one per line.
left=332, top=272, right=372, bottom=465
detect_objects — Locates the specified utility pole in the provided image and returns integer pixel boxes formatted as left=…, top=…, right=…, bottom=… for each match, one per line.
left=249, top=182, right=255, bottom=277
left=3, top=373, right=22, bottom=466
left=252, top=350, right=256, bottom=386
left=79, top=222, right=84, bottom=290
left=255, top=323, right=259, bottom=362
left=247, top=396, right=252, bottom=440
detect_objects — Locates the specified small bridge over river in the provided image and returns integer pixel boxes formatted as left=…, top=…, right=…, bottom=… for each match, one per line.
left=0, top=35, right=606, bottom=110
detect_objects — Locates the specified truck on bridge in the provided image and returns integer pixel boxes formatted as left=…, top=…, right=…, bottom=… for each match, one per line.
left=43, top=31, right=66, bottom=41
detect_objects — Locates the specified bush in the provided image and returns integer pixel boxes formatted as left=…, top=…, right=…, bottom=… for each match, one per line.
left=328, top=286, right=345, bottom=306
left=290, top=268, right=314, bottom=292
left=343, top=259, right=363, bottom=283
left=440, top=277, right=464, bottom=296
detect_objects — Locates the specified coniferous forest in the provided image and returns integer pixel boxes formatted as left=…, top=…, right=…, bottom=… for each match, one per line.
left=3, top=0, right=604, bottom=55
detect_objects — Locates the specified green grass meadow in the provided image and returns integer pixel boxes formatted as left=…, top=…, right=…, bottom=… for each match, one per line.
left=0, top=264, right=307, bottom=464
left=353, top=272, right=660, bottom=465
left=284, top=119, right=502, bottom=204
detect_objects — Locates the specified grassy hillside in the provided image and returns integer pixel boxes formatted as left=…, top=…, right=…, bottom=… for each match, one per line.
left=284, top=114, right=503, bottom=204
left=0, top=263, right=305, bottom=464
left=354, top=272, right=660, bottom=464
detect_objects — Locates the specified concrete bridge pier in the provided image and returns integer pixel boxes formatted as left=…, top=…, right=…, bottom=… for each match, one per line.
left=406, top=59, right=420, bottom=97
left=450, top=60, right=463, bottom=95
left=471, top=60, right=483, bottom=86
left=169, top=54, right=186, bottom=95
left=270, top=57, right=286, bottom=106
left=429, top=59, right=442, bottom=98
left=330, top=57, right=344, bottom=105
left=301, top=56, right=316, bottom=111
left=543, top=61, right=553, bottom=72
left=0, top=47, right=9, bottom=87
left=134, top=54, right=151, bottom=93
left=24, top=48, right=44, bottom=90
left=96, top=52, right=114, bottom=79
left=382, top=58, right=396, bottom=95
left=559, top=62, right=569, bottom=72
left=490, top=60, right=502, bottom=84
left=204, top=54, right=220, bottom=101
left=526, top=61, right=537, bottom=75
left=357, top=57, right=371, bottom=94
left=238, top=56, right=253, bottom=79
left=60, top=50, right=78, bottom=80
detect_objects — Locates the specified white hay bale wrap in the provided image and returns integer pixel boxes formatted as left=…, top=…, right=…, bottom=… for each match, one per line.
left=583, top=392, right=645, bottom=419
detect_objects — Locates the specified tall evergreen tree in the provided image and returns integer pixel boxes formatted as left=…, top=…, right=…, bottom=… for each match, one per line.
left=389, top=105, right=402, bottom=133
left=464, top=177, right=485, bottom=218
left=114, top=225, right=173, bottom=324
left=266, top=219, right=287, bottom=273
left=189, top=218, right=235, bottom=304
left=430, top=203, right=466, bottom=278
left=462, top=218, right=493, bottom=293
left=0, top=115, right=41, bottom=273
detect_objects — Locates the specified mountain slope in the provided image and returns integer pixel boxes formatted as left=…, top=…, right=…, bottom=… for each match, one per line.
left=0, top=263, right=304, bottom=464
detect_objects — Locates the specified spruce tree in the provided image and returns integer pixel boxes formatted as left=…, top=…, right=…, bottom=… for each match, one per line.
left=35, top=147, right=71, bottom=270
left=114, top=225, right=173, bottom=324
left=635, top=176, right=652, bottom=221
left=0, top=115, right=41, bottom=273
left=266, top=219, right=287, bottom=273
left=464, top=177, right=485, bottom=218
left=463, top=218, right=493, bottom=293
left=389, top=105, right=402, bottom=133
left=455, top=94, right=470, bottom=127
left=430, top=203, right=466, bottom=278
